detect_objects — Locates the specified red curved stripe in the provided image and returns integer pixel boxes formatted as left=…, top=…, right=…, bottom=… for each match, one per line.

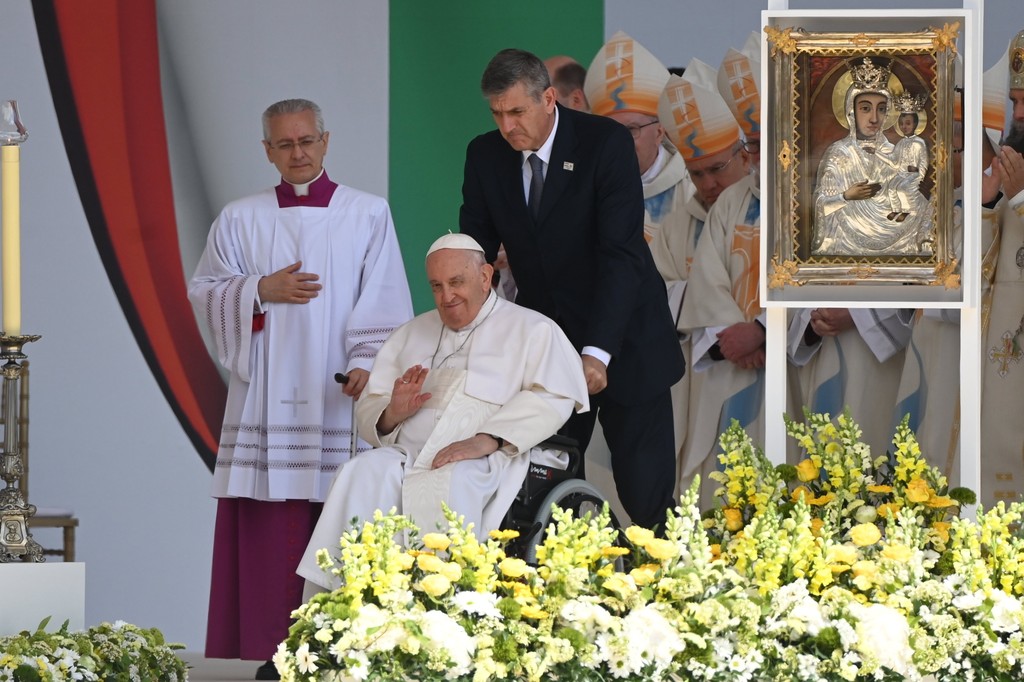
left=33, top=0, right=225, bottom=468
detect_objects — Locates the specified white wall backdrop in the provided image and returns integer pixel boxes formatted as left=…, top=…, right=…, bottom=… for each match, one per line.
left=0, top=0, right=1020, bottom=653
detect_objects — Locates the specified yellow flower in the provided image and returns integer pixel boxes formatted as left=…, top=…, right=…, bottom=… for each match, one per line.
left=602, top=574, right=636, bottom=599
left=723, top=508, right=744, bottom=532
left=881, top=544, right=913, bottom=562
left=807, top=493, right=835, bottom=507
left=850, top=523, right=882, bottom=547
left=394, top=552, right=415, bottom=571
left=931, top=521, right=951, bottom=544
left=416, top=554, right=446, bottom=573
left=498, top=557, right=529, bottom=579
left=796, top=458, right=820, bottom=482
left=418, top=574, right=451, bottom=597
left=810, top=518, right=824, bottom=537
left=905, top=478, right=933, bottom=503
left=625, top=526, right=656, bottom=546
left=421, top=533, right=451, bottom=551
left=600, top=546, right=631, bottom=558
left=629, top=564, right=659, bottom=586
left=851, top=560, right=878, bottom=590
left=876, top=502, right=902, bottom=519
left=519, top=605, right=549, bottom=619
left=440, top=561, right=463, bottom=582
left=488, top=529, right=520, bottom=541
left=926, top=496, right=956, bottom=508
left=867, top=484, right=893, bottom=494
left=791, top=486, right=812, bottom=503
left=710, top=544, right=722, bottom=559
left=826, top=544, right=858, bottom=565
left=645, top=538, right=679, bottom=561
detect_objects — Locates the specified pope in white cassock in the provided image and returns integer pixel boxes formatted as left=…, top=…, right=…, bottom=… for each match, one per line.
left=298, top=234, right=590, bottom=591
left=188, top=98, right=414, bottom=667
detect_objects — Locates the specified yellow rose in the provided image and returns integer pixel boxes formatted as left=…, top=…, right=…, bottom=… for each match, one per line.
left=905, top=478, right=933, bottom=504
left=498, top=557, right=529, bottom=579
left=519, top=605, right=549, bottom=620
left=931, top=522, right=951, bottom=544
left=416, top=554, right=446, bottom=573
left=851, top=560, right=878, bottom=590
left=723, top=508, right=744, bottom=532
left=810, top=518, right=824, bottom=537
left=440, top=561, right=463, bottom=582
left=394, top=552, right=416, bottom=571
left=629, top=565, right=659, bottom=586
left=826, top=544, right=858, bottom=565
left=796, top=458, right=820, bottom=482
left=625, top=526, right=656, bottom=546
left=881, top=544, right=913, bottom=562
left=602, top=574, right=636, bottom=599
left=421, top=533, right=452, bottom=552
left=791, top=486, right=811, bottom=503
left=645, top=538, right=679, bottom=561
left=418, top=574, right=451, bottom=597
left=876, top=502, right=902, bottom=519
left=850, top=523, right=882, bottom=547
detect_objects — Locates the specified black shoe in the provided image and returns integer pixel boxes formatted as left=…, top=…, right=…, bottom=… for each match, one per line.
left=255, top=660, right=280, bottom=680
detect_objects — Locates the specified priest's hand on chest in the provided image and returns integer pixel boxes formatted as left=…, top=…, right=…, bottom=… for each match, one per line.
left=431, top=434, right=501, bottom=469
left=257, top=260, right=322, bottom=304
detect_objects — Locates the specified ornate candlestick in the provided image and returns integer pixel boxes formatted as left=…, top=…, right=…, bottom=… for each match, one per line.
left=0, top=333, right=42, bottom=561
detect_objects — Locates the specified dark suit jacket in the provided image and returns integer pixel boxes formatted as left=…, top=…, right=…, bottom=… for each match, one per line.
left=460, top=104, right=684, bottom=405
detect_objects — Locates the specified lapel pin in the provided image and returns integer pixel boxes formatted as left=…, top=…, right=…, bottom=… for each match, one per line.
left=563, top=161, right=574, bottom=171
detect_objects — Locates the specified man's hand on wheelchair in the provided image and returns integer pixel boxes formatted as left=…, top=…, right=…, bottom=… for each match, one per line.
left=377, top=365, right=432, bottom=434
left=340, top=368, right=369, bottom=399
left=432, top=434, right=500, bottom=469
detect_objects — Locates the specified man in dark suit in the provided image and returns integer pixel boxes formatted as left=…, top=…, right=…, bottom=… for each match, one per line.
left=460, top=48, right=685, bottom=530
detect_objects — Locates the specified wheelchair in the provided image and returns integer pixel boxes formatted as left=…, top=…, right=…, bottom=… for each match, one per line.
left=500, top=434, right=621, bottom=564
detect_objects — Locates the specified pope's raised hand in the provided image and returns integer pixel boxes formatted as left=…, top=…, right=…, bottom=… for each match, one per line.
left=258, top=261, right=322, bottom=304
left=377, top=365, right=432, bottom=435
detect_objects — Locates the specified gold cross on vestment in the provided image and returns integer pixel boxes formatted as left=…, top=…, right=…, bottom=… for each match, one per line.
left=988, top=331, right=1022, bottom=377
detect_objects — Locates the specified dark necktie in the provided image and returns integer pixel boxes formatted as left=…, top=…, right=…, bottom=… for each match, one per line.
left=527, top=153, right=544, bottom=219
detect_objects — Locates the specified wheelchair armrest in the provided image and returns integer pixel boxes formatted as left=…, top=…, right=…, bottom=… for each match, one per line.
left=536, top=434, right=580, bottom=452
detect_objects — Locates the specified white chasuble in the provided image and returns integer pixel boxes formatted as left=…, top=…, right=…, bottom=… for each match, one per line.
left=189, top=183, right=413, bottom=502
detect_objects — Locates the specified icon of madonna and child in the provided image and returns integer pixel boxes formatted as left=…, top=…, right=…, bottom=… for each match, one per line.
left=812, top=56, right=935, bottom=257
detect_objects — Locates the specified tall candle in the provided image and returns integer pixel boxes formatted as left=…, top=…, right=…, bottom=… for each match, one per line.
left=1, top=144, right=20, bottom=336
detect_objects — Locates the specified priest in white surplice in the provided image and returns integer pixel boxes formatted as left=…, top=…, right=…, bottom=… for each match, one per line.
left=298, top=234, right=589, bottom=590
left=188, top=99, right=413, bottom=670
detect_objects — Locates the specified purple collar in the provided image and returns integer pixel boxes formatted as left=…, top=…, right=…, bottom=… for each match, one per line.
left=274, top=171, right=338, bottom=208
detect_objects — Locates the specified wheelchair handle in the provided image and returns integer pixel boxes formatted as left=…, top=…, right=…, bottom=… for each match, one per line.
left=334, top=372, right=349, bottom=385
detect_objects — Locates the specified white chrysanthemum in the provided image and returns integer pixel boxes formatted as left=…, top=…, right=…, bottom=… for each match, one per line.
left=452, top=591, right=502, bottom=619
left=834, top=619, right=858, bottom=649
left=851, top=602, right=913, bottom=677
left=294, top=642, right=319, bottom=674
left=953, top=590, right=985, bottom=612
left=417, top=610, right=475, bottom=677
left=340, top=650, right=370, bottom=682
left=989, top=590, right=1024, bottom=633
left=789, top=594, right=827, bottom=636
left=621, top=605, right=685, bottom=669
left=560, top=599, right=615, bottom=635
left=596, top=631, right=644, bottom=679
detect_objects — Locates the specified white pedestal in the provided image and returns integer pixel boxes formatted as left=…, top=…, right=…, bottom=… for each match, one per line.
left=0, top=562, right=85, bottom=636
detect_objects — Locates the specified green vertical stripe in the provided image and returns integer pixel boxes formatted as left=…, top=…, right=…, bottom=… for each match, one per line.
left=389, top=0, right=603, bottom=312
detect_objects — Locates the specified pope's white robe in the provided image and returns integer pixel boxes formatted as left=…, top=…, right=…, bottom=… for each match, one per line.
left=642, top=147, right=699, bottom=491
left=297, top=293, right=589, bottom=588
left=788, top=309, right=912, bottom=460
left=188, top=183, right=413, bottom=502
left=979, top=191, right=1024, bottom=507
left=677, top=174, right=763, bottom=505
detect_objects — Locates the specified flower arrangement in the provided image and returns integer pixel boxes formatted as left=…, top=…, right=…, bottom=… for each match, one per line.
left=0, top=617, right=188, bottom=681
left=276, top=411, right=1024, bottom=682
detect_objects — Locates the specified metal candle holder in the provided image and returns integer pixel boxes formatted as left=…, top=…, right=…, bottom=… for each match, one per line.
left=0, top=333, right=42, bottom=562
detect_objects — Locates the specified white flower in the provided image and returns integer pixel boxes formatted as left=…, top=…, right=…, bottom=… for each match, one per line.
left=789, top=595, right=827, bottom=636
left=417, top=610, right=475, bottom=677
left=953, top=590, right=985, bottom=612
left=621, top=605, right=685, bottom=669
left=851, top=602, right=913, bottom=677
left=452, top=590, right=502, bottom=619
left=989, top=590, right=1023, bottom=633
left=340, top=650, right=370, bottom=682
left=295, top=642, right=319, bottom=674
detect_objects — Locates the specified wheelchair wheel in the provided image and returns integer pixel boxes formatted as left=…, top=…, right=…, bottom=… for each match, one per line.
left=524, top=478, right=617, bottom=565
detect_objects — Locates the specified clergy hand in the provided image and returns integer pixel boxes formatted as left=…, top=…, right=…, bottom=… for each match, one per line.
left=982, top=161, right=1003, bottom=204
left=581, top=355, right=608, bottom=395
left=377, top=365, right=431, bottom=434
left=997, top=146, right=1024, bottom=199
left=733, top=347, right=765, bottom=369
left=843, top=181, right=881, bottom=201
left=257, top=261, right=322, bottom=304
left=716, top=322, right=765, bottom=362
left=809, top=308, right=854, bottom=337
left=341, top=368, right=369, bottom=400
left=431, top=434, right=497, bottom=469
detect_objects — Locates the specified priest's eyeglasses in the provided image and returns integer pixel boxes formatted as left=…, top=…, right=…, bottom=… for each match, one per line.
left=624, top=120, right=659, bottom=138
left=688, top=146, right=742, bottom=181
left=267, top=134, right=324, bottom=152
